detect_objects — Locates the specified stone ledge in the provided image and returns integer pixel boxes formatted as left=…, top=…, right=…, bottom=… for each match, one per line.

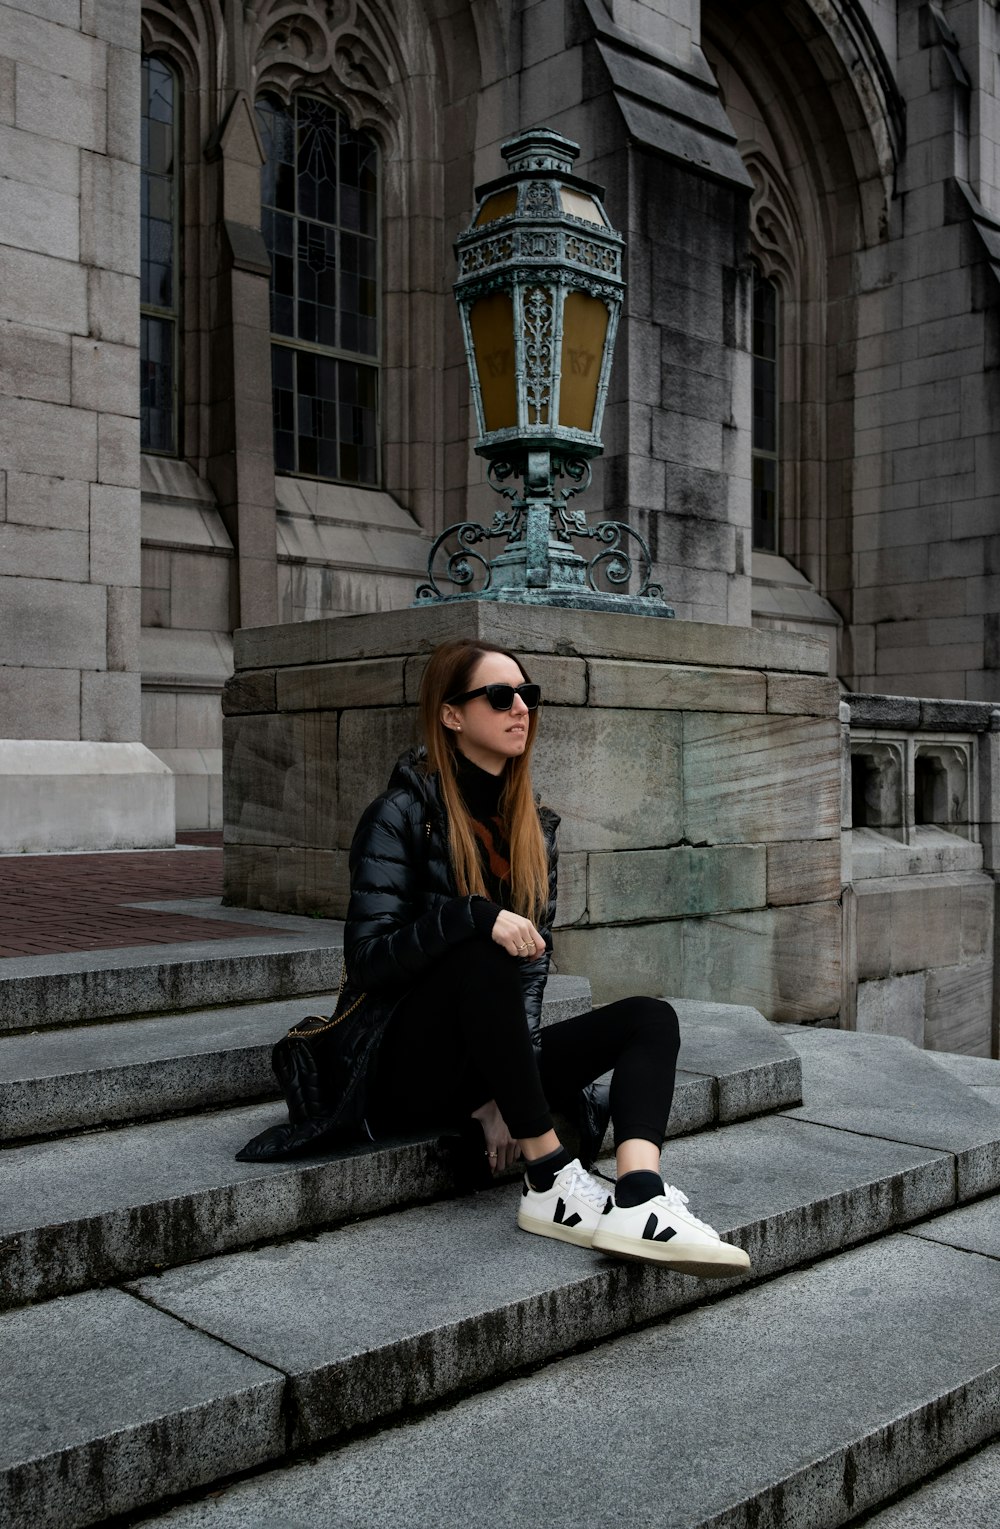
left=233, top=601, right=830, bottom=676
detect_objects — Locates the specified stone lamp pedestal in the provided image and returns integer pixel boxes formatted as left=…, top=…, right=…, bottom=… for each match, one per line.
left=223, top=603, right=843, bottom=1022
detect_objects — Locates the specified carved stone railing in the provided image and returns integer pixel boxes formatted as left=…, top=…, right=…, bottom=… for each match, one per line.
left=841, top=694, right=1000, bottom=1057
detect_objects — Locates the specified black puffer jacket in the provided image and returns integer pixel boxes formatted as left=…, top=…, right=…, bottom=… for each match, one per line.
left=344, top=747, right=558, bottom=1041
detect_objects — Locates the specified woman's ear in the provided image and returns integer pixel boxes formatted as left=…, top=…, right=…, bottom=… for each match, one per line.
left=440, top=703, right=462, bottom=733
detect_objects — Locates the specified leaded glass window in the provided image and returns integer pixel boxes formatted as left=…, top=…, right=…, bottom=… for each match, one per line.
left=257, top=93, right=379, bottom=485
left=140, top=55, right=179, bottom=455
left=751, top=267, right=779, bottom=552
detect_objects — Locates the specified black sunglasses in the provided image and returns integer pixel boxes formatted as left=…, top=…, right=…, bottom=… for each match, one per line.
left=445, top=682, right=542, bottom=712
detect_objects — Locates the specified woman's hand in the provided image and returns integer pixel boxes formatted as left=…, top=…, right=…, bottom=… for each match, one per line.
left=490, top=909, right=546, bottom=959
left=471, top=1099, right=519, bottom=1174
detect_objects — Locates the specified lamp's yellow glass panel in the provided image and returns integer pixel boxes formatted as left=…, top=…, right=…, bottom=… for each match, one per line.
left=559, top=188, right=605, bottom=225
left=475, top=189, right=518, bottom=226
left=470, top=292, right=518, bottom=432
left=559, top=291, right=608, bottom=431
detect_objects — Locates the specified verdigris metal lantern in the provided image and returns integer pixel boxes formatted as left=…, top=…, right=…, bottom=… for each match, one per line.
left=416, top=127, right=671, bottom=614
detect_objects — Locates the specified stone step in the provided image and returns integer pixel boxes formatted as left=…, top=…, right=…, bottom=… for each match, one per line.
left=128, top=1206, right=1000, bottom=1529
left=3, top=1125, right=995, bottom=1529
left=0, top=1041, right=759, bottom=1313
left=860, top=1437, right=1000, bottom=1527
left=0, top=931, right=346, bottom=1035
left=0, top=1005, right=797, bottom=1311
left=0, top=974, right=593, bottom=1142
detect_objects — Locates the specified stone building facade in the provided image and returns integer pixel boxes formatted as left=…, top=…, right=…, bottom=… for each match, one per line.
left=3, top=0, right=999, bottom=835
left=1, top=1, right=1000, bottom=1051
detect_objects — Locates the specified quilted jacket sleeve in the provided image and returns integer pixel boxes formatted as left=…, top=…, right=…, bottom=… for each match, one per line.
left=520, top=812, right=559, bottom=1040
left=344, top=791, right=479, bottom=990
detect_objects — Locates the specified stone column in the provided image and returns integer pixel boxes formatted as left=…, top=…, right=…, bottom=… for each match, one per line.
left=0, top=0, right=172, bottom=851
left=204, top=91, right=279, bottom=632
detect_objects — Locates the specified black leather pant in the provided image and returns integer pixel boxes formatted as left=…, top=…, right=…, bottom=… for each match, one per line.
left=368, top=938, right=680, bottom=1146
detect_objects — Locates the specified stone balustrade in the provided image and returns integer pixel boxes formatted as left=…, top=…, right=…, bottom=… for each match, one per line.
left=843, top=694, right=1000, bottom=1057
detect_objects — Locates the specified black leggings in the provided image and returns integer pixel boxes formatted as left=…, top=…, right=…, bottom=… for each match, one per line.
left=368, top=939, right=680, bottom=1148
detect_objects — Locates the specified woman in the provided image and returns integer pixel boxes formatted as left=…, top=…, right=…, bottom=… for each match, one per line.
left=345, top=637, right=750, bottom=1279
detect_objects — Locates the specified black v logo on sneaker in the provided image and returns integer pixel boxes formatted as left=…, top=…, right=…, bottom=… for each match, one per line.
left=554, top=1196, right=582, bottom=1228
left=642, top=1212, right=677, bottom=1244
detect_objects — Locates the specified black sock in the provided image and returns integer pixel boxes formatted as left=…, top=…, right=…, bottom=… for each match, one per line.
left=615, top=1169, right=665, bottom=1208
left=525, top=1144, right=574, bottom=1192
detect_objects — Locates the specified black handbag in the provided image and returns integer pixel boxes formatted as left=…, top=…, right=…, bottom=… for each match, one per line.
left=235, top=971, right=381, bottom=1162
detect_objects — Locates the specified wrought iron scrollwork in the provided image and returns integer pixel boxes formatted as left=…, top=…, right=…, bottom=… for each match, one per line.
left=417, top=449, right=662, bottom=604
left=583, top=521, right=663, bottom=600
left=415, top=522, right=495, bottom=602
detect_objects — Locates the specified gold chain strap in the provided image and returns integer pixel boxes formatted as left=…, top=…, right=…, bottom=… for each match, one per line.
left=288, top=961, right=366, bottom=1040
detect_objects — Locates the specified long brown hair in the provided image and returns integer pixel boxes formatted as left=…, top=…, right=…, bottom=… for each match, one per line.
left=418, top=638, right=549, bottom=925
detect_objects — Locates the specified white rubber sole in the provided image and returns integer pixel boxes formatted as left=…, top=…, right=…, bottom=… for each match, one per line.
left=516, top=1207, right=597, bottom=1249
left=591, top=1227, right=751, bottom=1278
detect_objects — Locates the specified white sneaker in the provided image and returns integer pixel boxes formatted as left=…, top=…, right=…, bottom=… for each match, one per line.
left=517, top=1158, right=613, bottom=1248
left=591, top=1182, right=751, bottom=1279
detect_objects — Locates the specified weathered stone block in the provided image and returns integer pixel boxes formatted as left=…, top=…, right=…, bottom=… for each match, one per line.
left=683, top=713, right=840, bottom=845
left=766, top=838, right=842, bottom=906
left=587, top=658, right=766, bottom=713
left=681, top=901, right=843, bottom=1023
left=0, top=397, right=96, bottom=479
left=106, top=584, right=139, bottom=671
left=0, top=522, right=88, bottom=582
left=925, top=958, right=993, bottom=1057
left=222, top=842, right=278, bottom=910
left=0, top=320, right=71, bottom=403
left=588, top=845, right=766, bottom=924
left=856, top=973, right=925, bottom=1046
left=176, top=692, right=224, bottom=750
left=87, top=269, right=139, bottom=347
left=90, top=483, right=140, bottom=586
left=961, top=878, right=993, bottom=959
left=72, top=337, right=139, bottom=416
left=105, top=41, right=138, bottom=162
left=16, top=60, right=106, bottom=153
left=0, top=173, right=78, bottom=261
left=767, top=674, right=841, bottom=717
left=532, top=708, right=682, bottom=852
left=223, top=671, right=277, bottom=717
left=336, top=708, right=420, bottom=849
left=846, top=693, right=922, bottom=729
left=275, top=847, right=352, bottom=919
left=224, top=711, right=340, bottom=849
left=0, top=246, right=88, bottom=334
left=278, top=658, right=406, bottom=713
left=856, top=873, right=983, bottom=979
left=233, top=602, right=827, bottom=677
left=98, top=412, right=140, bottom=488
left=553, top=920, right=684, bottom=1006
left=0, top=664, right=79, bottom=740
left=0, top=117, right=81, bottom=194
left=169, top=553, right=230, bottom=632
left=81, top=670, right=140, bottom=742
left=0, top=574, right=105, bottom=669
left=80, top=152, right=139, bottom=275
left=553, top=850, right=587, bottom=928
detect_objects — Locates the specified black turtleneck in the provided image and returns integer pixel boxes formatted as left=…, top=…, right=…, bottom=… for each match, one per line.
left=455, top=752, right=510, bottom=935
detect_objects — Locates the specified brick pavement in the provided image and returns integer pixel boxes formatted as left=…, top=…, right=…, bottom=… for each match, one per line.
left=0, top=835, right=289, bottom=958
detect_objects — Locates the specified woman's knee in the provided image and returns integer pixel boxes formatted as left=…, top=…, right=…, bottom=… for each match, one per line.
left=623, top=996, right=680, bottom=1058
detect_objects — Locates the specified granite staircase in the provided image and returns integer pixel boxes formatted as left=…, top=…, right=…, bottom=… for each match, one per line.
left=1, top=917, right=999, bottom=1529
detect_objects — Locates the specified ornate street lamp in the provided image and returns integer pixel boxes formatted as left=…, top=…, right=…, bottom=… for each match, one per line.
left=416, top=127, right=671, bottom=615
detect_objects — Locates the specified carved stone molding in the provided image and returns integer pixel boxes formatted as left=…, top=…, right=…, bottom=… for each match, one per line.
left=141, top=0, right=224, bottom=92
left=245, top=0, right=407, bottom=146
left=743, top=147, right=804, bottom=294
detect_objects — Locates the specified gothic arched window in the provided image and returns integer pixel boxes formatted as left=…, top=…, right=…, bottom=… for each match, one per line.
left=140, top=54, right=180, bottom=454
left=256, top=93, right=379, bottom=485
left=751, top=267, right=779, bottom=552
